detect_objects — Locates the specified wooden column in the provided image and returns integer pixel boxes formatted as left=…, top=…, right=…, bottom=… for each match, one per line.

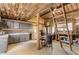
left=45, top=26, right=48, bottom=35
left=0, top=17, right=1, bottom=22
left=50, top=20, right=53, bottom=34
left=49, top=8, right=63, bottom=48
left=44, top=20, right=48, bottom=42
left=62, top=3, right=72, bottom=51
left=72, top=18, right=76, bottom=33
left=36, top=13, right=40, bottom=50
left=49, top=8, right=57, bottom=40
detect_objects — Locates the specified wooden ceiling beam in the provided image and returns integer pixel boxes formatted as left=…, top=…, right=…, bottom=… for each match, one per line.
left=75, top=3, right=79, bottom=10
left=40, top=3, right=69, bottom=17
left=70, top=4, right=74, bottom=10
left=40, top=9, right=50, bottom=16
left=54, top=7, right=79, bottom=18
left=66, top=5, right=70, bottom=11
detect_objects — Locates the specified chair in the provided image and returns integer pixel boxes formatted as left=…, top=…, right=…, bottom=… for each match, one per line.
left=45, top=34, right=53, bottom=50
left=40, top=36, right=46, bottom=48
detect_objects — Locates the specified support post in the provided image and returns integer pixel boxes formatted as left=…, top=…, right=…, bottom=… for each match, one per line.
left=72, top=18, right=76, bottom=33
left=50, top=20, right=53, bottom=34
left=61, top=3, right=72, bottom=51
left=36, top=13, right=40, bottom=50
left=49, top=8, right=63, bottom=48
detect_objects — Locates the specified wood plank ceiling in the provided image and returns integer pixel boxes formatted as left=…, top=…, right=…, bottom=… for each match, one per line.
left=0, top=3, right=79, bottom=23
left=0, top=3, right=61, bottom=20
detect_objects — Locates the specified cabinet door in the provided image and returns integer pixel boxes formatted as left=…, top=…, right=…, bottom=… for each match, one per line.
left=14, top=35, right=19, bottom=43
left=8, top=35, right=16, bottom=44
left=20, top=35, right=26, bottom=42
left=0, top=35, right=8, bottom=53
left=25, top=34, right=29, bottom=41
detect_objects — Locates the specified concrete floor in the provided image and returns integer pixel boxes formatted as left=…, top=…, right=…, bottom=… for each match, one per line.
left=6, top=40, right=79, bottom=55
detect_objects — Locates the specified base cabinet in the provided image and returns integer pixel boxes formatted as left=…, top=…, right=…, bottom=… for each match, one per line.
left=0, top=35, right=8, bottom=53
left=8, top=33, right=30, bottom=44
